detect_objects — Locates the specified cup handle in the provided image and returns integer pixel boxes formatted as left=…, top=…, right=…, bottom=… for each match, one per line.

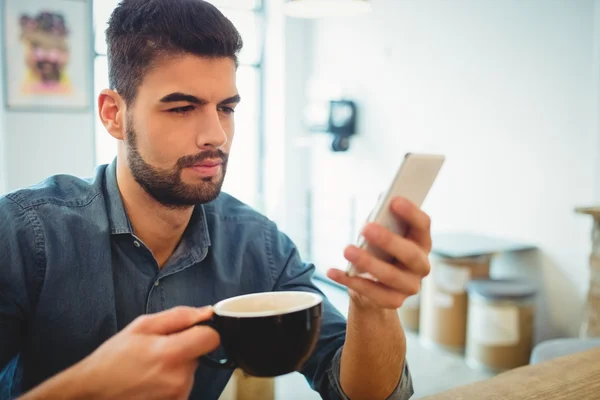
left=196, top=320, right=237, bottom=369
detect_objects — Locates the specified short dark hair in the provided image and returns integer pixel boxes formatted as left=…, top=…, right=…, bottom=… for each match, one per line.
left=106, top=0, right=243, bottom=105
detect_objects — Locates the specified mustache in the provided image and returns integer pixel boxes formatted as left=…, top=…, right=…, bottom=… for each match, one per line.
left=176, top=149, right=228, bottom=169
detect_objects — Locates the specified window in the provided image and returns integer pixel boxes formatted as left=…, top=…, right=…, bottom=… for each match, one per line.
left=93, top=0, right=264, bottom=209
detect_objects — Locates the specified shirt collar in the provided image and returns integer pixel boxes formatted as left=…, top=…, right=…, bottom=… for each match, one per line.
left=103, top=158, right=211, bottom=249
left=104, top=159, right=132, bottom=235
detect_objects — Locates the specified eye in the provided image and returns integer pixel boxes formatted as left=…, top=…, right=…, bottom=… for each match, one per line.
left=169, top=105, right=194, bottom=115
left=218, top=106, right=235, bottom=115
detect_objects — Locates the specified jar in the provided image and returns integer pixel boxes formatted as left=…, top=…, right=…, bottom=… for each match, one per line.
left=465, top=279, right=537, bottom=372
left=419, top=254, right=492, bottom=353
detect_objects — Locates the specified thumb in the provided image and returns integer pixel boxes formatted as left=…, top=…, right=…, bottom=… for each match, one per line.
left=129, top=306, right=214, bottom=335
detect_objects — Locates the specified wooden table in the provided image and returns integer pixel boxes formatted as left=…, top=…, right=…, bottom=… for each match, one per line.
left=422, top=346, right=600, bottom=399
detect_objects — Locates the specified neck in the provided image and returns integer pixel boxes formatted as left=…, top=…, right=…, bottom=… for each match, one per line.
left=116, top=160, right=193, bottom=268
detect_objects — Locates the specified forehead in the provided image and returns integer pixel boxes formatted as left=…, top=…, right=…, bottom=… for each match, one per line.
left=137, top=54, right=237, bottom=101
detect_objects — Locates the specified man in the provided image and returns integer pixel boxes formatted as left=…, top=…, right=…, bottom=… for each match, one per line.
left=0, top=1, right=431, bottom=399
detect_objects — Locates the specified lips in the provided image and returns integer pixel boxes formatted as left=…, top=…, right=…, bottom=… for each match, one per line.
left=192, top=159, right=222, bottom=168
left=185, top=159, right=224, bottom=178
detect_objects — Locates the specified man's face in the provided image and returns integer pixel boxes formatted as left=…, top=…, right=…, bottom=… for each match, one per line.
left=124, top=55, right=239, bottom=208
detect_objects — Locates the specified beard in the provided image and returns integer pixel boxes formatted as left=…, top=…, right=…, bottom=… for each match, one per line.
left=125, top=119, right=228, bottom=209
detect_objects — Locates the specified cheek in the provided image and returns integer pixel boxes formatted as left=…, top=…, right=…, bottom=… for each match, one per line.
left=227, top=118, right=235, bottom=142
left=220, top=116, right=235, bottom=148
left=135, top=119, right=188, bottom=166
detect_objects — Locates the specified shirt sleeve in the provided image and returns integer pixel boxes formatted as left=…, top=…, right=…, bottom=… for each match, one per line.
left=0, top=196, right=43, bottom=375
left=267, top=224, right=414, bottom=399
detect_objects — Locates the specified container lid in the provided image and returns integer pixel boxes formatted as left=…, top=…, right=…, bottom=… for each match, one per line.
left=467, top=279, right=537, bottom=301
left=431, top=232, right=536, bottom=259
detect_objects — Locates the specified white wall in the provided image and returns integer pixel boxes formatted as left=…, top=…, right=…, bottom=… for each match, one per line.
left=262, top=0, right=316, bottom=256
left=0, top=4, right=95, bottom=193
left=0, top=38, right=5, bottom=194
left=305, top=0, right=600, bottom=339
left=0, top=129, right=4, bottom=194
left=594, top=0, right=600, bottom=203
left=4, top=112, right=95, bottom=191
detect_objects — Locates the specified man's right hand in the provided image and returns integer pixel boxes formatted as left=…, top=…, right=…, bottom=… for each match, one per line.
left=20, top=306, right=220, bottom=400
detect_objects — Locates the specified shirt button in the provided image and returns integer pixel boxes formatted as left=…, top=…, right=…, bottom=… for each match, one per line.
left=154, top=281, right=160, bottom=287
left=133, top=240, right=141, bottom=248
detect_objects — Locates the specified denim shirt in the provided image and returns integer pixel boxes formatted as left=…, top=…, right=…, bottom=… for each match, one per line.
left=0, top=160, right=413, bottom=400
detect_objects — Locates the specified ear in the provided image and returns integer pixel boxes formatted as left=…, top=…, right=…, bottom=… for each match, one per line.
left=98, top=89, right=126, bottom=141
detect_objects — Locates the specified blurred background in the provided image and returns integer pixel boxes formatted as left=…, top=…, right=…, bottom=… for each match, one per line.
left=1, top=0, right=600, bottom=398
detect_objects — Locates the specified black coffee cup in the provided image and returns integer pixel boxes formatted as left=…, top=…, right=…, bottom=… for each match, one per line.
left=200, top=291, right=323, bottom=377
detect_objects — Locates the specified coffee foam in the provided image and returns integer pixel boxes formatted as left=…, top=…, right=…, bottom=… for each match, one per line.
left=216, top=292, right=322, bottom=317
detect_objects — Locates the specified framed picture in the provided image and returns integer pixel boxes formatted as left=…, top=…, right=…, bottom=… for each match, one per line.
left=2, top=0, right=92, bottom=111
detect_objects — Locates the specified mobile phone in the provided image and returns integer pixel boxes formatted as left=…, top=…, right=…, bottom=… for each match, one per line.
left=346, top=153, right=445, bottom=278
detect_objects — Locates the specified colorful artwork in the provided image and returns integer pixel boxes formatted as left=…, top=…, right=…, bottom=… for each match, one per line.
left=2, top=0, right=91, bottom=111
left=19, top=11, right=72, bottom=95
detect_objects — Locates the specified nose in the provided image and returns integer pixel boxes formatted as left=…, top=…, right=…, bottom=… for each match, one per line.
left=196, top=109, right=228, bottom=149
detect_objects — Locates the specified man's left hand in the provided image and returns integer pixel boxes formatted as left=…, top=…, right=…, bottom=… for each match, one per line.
left=327, top=197, right=432, bottom=309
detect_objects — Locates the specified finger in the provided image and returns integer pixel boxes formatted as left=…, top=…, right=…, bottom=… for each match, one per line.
left=163, top=325, right=221, bottom=360
left=361, top=224, right=430, bottom=277
left=129, top=306, right=214, bottom=335
left=344, top=245, right=422, bottom=293
left=391, top=197, right=432, bottom=251
left=327, top=269, right=409, bottom=309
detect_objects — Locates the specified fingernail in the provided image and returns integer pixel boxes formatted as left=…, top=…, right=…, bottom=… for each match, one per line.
left=327, top=269, right=341, bottom=280
left=363, top=224, right=379, bottom=240
left=394, top=197, right=409, bottom=211
left=346, top=246, right=360, bottom=261
left=329, top=268, right=349, bottom=282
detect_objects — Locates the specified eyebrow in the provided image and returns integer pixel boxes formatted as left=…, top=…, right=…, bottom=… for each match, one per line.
left=219, top=94, right=241, bottom=105
left=159, top=92, right=241, bottom=106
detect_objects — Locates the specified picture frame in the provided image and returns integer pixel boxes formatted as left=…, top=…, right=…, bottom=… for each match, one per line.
left=1, top=0, right=92, bottom=112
